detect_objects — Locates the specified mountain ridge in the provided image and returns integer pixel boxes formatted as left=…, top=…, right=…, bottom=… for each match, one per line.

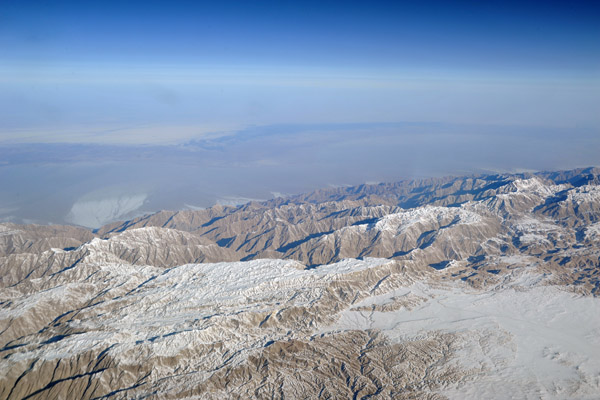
left=1, top=167, right=599, bottom=399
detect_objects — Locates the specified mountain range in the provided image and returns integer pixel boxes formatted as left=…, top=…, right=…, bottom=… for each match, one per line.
left=1, top=167, right=599, bottom=399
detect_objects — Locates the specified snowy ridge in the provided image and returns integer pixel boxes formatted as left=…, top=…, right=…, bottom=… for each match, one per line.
left=2, top=258, right=392, bottom=361
left=511, top=177, right=558, bottom=196
left=567, top=184, right=600, bottom=204
left=373, top=206, right=481, bottom=233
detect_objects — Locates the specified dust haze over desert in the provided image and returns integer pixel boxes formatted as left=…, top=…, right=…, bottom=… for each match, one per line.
left=1, top=0, right=599, bottom=399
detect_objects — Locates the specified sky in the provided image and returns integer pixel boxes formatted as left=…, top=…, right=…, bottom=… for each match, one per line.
left=0, top=0, right=599, bottom=227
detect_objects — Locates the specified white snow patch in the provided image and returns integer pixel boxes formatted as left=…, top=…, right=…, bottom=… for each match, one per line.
left=567, top=185, right=600, bottom=204
left=519, top=233, right=550, bottom=245
left=515, top=216, right=558, bottom=233
left=512, top=177, right=554, bottom=196
left=496, top=254, right=539, bottom=266
left=330, top=280, right=600, bottom=399
left=585, top=222, right=600, bottom=240
left=373, top=206, right=481, bottom=234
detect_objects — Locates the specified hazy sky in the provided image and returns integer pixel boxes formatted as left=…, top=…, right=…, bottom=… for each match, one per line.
left=0, top=0, right=599, bottom=227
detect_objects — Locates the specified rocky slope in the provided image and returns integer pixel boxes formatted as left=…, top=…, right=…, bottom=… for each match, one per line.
left=1, top=168, right=599, bottom=399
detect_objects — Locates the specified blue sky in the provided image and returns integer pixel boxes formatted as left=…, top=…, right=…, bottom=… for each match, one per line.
left=3, top=0, right=599, bottom=70
left=2, top=0, right=599, bottom=140
left=0, top=0, right=599, bottom=226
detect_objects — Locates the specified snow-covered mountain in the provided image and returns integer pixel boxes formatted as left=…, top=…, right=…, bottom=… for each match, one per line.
left=1, top=168, right=599, bottom=399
